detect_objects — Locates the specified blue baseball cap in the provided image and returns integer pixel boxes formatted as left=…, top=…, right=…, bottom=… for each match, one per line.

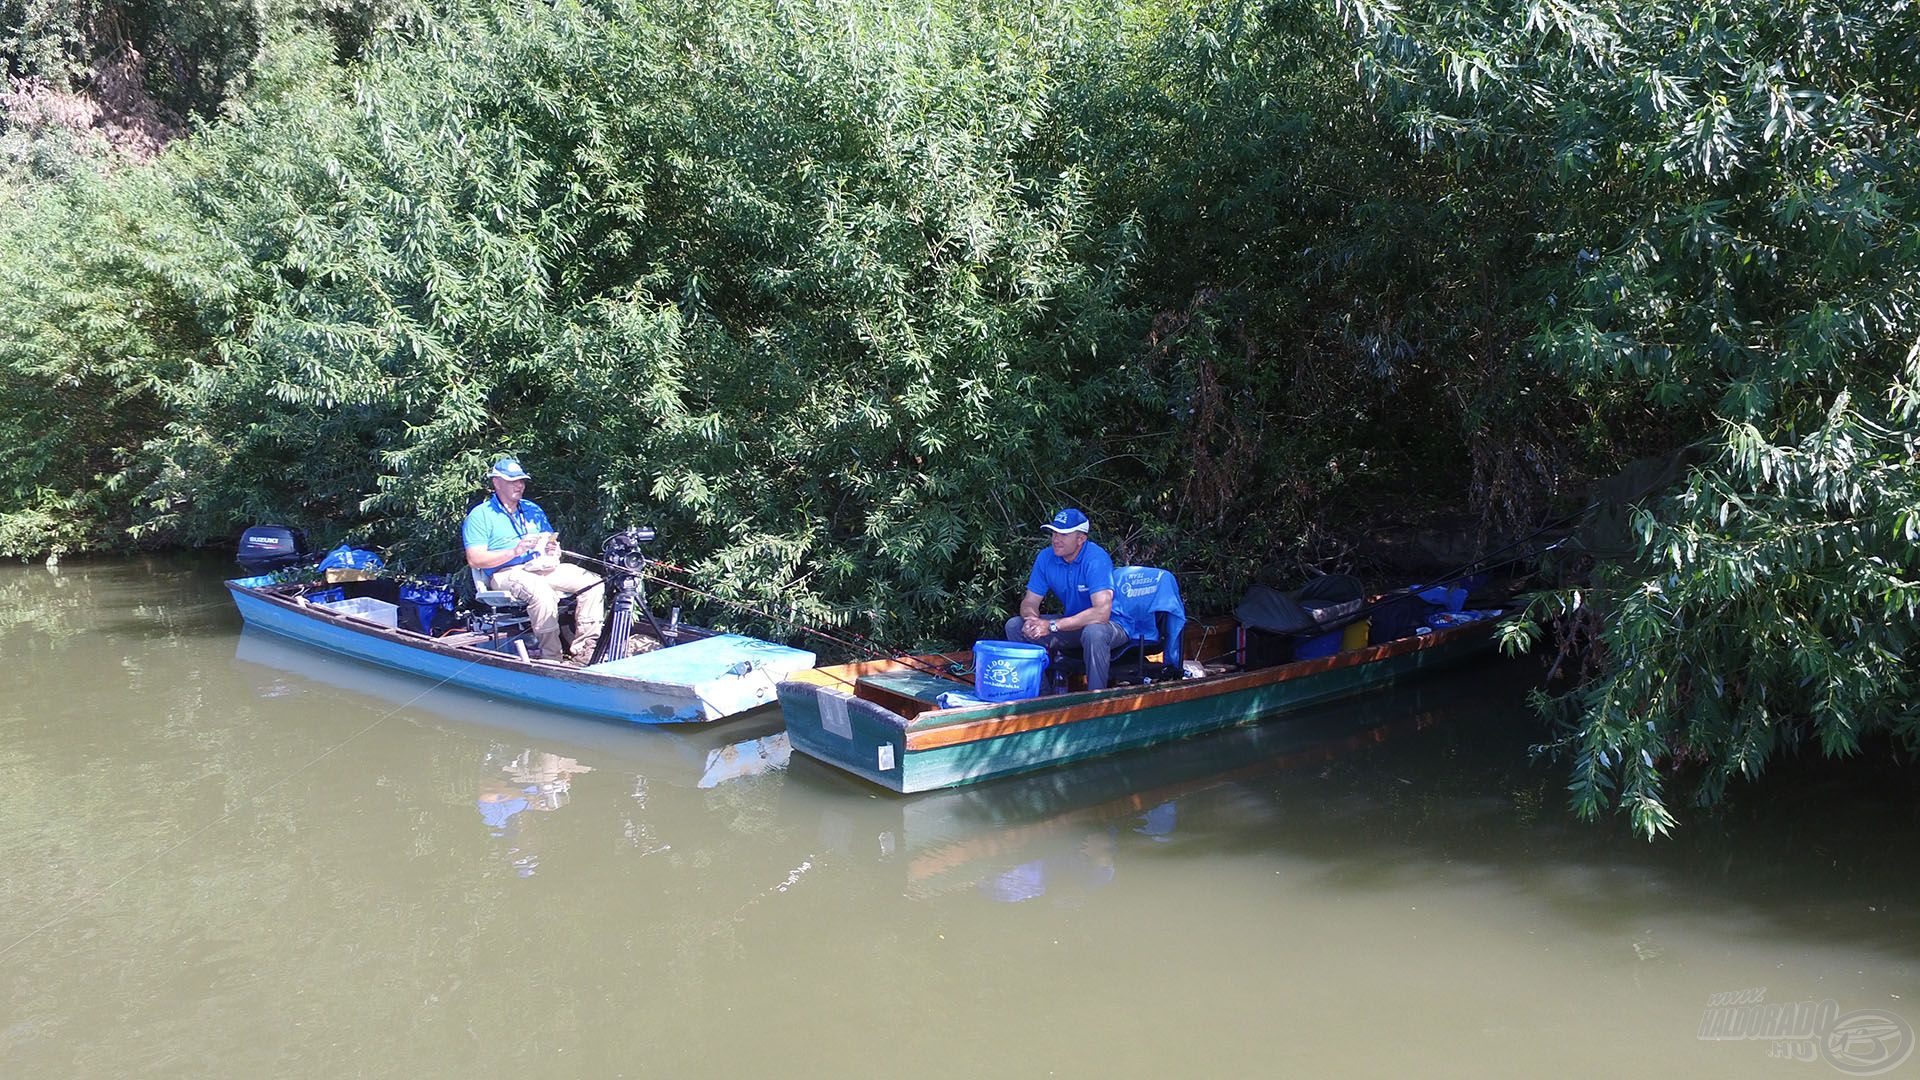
left=488, top=457, right=531, bottom=482
left=1043, top=508, right=1090, bottom=534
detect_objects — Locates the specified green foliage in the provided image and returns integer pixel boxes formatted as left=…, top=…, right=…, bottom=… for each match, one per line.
left=1507, top=396, right=1920, bottom=837
left=1065, top=0, right=1600, bottom=589
left=104, top=1, right=1139, bottom=645
left=1342, top=0, right=1920, bottom=833
left=0, top=165, right=215, bottom=555
left=1, top=0, right=392, bottom=116
left=2, top=0, right=1916, bottom=832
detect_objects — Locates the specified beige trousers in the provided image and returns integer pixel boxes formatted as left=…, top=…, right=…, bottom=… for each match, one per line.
left=488, top=562, right=605, bottom=662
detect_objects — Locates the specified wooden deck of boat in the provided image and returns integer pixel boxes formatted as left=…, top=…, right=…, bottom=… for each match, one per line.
left=856, top=669, right=970, bottom=712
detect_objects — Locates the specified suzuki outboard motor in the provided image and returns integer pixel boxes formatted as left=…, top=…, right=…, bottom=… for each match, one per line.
left=236, top=524, right=310, bottom=575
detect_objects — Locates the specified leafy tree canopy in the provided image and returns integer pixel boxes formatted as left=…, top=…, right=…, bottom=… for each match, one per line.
left=1, top=0, right=1915, bottom=834
left=1337, top=0, right=1920, bottom=834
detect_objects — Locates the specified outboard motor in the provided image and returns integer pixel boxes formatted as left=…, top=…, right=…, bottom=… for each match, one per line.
left=236, top=524, right=310, bottom=575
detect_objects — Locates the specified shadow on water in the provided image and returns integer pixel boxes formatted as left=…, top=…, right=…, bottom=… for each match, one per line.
left=1210, top=669, right=1920, bottom=959
left=773, top=660, right=1920, bottom=961
left=0, top=553, right=243, bottom=650
left=165, top=557, right=1920, bottom=969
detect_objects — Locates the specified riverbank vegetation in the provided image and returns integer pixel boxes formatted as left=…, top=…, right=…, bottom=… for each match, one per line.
left=3, top=0, right=1914, bottom=833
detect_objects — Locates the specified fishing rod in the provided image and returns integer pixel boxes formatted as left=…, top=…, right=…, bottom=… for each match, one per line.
left=1303, top=496, right=1608, bottom=634
left=560, top=545, right=959, bottom=675
left=651, top=569, right=977, bottom=684
left=1403, top=498, right=1600, bottom=595
left=547, top=490, right=1616, bottom=681
left=1389, top=455, right=1693, bottom=605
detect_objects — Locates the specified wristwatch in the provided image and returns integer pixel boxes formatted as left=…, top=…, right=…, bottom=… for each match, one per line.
left=1048, top=619, right=1058, bottom=634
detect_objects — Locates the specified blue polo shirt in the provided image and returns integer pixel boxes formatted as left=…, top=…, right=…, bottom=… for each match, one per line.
left=463, top=494, right=554, bottom=577
left=1025, top=540, right=1116, bottom=617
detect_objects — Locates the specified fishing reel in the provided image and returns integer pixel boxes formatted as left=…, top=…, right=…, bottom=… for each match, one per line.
left=600, top=525, right=657, bottom=571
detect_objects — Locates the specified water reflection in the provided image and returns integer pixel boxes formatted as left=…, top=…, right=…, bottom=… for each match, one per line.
left=227, top=611, right=1920, bottom=950
left=697, top=730, right=791, bottom=788
left=981, top=830, right=1117, bottom=904
left=787, top=704, right=1441, bottom=903
left=8, top=559, right=1919, bottom=1079
left=474, top=748, right=592, bottom=876
left=232, top=620, right=1451, bottom=904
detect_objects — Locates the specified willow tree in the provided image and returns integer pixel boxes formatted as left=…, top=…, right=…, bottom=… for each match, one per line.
left=129, top=0, right=1138, bottom=644
left=1338, top=0, right=1920, bottom=833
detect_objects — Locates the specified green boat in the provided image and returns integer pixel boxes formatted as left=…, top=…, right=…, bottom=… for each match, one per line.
left=777, top=617, right=1500, bottom=794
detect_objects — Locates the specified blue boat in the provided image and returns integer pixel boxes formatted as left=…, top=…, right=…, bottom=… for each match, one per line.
left=232, top=625, right=785, bottom=767
left=226, top=573, right=816, bottom=724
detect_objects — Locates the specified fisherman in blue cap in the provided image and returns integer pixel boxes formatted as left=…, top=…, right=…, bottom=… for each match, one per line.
left=463, top=457, right=604, bottom=665
left=1004, top=507, right=1128, bottom=690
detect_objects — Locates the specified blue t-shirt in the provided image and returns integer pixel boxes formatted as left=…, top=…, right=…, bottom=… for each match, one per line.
left=1024, top=540, right=1116, bottom=617
left=463, top=494, right=555, bottom=577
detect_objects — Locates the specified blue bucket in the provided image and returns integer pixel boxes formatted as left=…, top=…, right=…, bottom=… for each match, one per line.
left=1294, top=628, right=1344, bottom=660
left=973, top=640, right=1049, bottom=702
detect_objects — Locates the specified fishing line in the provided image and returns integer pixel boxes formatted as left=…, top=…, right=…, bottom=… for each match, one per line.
left=640, top=566, right=964, bottom=681
left=555, top=498, right=1617, bottom=683
left=560, top=548, right=964, bottom=681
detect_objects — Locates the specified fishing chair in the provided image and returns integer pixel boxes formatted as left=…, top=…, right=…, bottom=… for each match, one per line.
left=464, top=566, right=581, bottom=655
left=467, top=566, right=533, bottom=638
left=1050, top=566, right=1188, bottom=689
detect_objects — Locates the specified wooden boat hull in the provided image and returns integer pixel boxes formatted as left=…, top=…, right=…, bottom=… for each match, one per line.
left=778, top=622, right=1497, bottom=793
left=227, top=576, right=814, bottom=724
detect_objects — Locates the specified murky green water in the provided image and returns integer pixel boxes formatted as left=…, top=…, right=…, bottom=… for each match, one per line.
left=2, top=556, right=1915, bottom=1078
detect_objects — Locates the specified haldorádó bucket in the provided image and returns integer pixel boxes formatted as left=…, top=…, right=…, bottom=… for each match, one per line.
left=973, top=640, right=1049, bottom=702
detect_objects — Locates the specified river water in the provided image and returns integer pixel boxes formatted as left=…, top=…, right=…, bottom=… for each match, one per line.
left=2, top=556, right=1915, bottom=1078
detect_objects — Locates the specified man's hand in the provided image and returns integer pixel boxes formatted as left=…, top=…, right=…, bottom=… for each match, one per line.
left=1022, top=615, right=1050, bottom=640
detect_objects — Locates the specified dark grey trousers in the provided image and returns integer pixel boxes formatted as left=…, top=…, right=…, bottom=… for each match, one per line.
left=1003, top=617, right=1130, bottom=691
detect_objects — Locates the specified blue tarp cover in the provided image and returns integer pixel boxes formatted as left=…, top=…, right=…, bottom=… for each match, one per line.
left=317, top=544, right=384, bottom=572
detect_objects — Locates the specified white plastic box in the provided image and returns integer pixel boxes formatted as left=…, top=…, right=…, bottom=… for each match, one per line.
left=318, top=595, right=398, bottom=628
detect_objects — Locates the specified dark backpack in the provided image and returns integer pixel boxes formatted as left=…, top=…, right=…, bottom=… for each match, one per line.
left=1234, top=574, right=1366, bottom=634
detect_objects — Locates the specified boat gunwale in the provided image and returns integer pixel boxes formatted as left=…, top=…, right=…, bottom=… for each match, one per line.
left=224, top=577, right=730, bottom=697
left=782, top=620, right=1499, bottom=752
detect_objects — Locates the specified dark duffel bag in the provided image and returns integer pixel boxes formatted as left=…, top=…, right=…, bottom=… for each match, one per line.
left=1368, top=591, right=1442, bottom=644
